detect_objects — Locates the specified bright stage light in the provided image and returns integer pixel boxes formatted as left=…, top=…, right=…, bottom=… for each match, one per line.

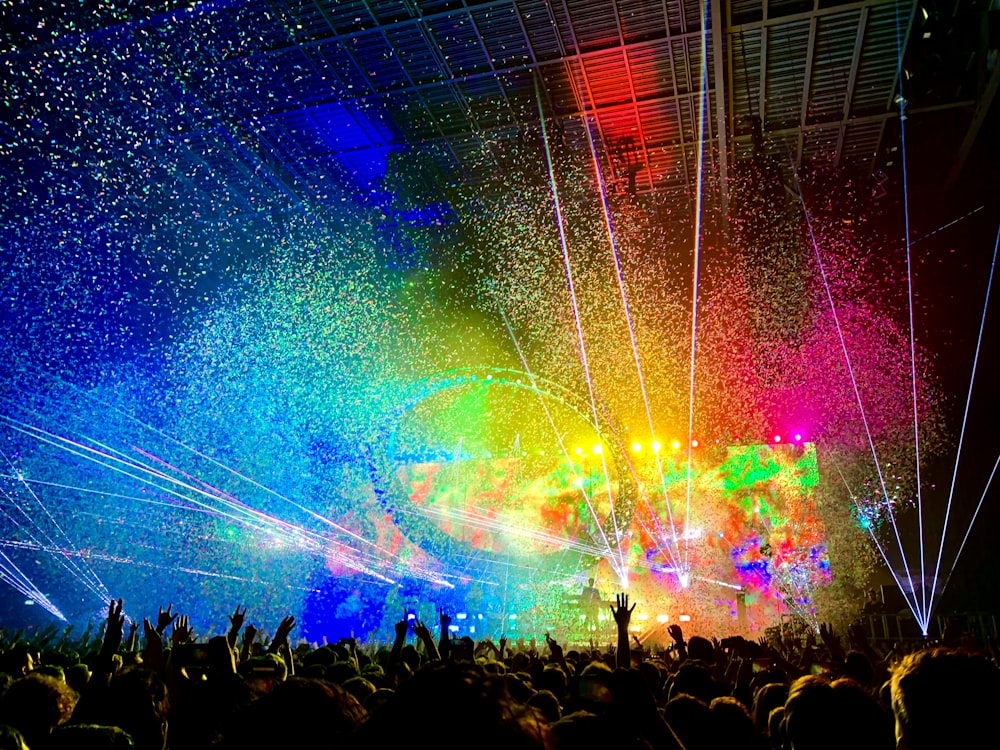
left=678, top=572, right=690, bottom=588
left=636, top=613, right=648, bottom=621
left=651, top=441, right=661, bottom=453
left=656, top=615, right=669, bottom=623
left=508, top=614, right=518, bottom=620
left=456, top=613, right=467, bottom=620
left=691, top=439, right=699, bottom=447
left=794, top=433, right=803, bottom=442
left=574, top=446, right=582, bottom=455
left=679, top=614, right=691, bottom=622
left=631, top=442, right=642, bottom=453
left=773, top=434, right=782, bottom=443
left=592, top=444, right=602, bottom=455
left=671, top=440, right=681, bottom=450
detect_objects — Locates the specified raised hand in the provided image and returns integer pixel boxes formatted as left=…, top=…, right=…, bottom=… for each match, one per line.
left=142, top=618, right=164, bottom=671
left=818, top=622, right=845, bottom=660
left=498, top=634, right=508, bottom=658
left=102, top=598, right=125, bottom=655
left=412, top=619, right=432, bottom=641
left=439, top=609, right=452, bottom=631
left=228, top=605, right=247, bottom=632
left=394, top=618, right=409, bottom=641
left=610, top=593, right=636, bottom=628
left=267, top=615, right=295, bottom=654
left=544, top=633, right=564, bottom=661
left=172, top=615, right=193, bottom=646
left=156, top=604, right=178, bottom=635
left=667, top=623, right=685, bottom=644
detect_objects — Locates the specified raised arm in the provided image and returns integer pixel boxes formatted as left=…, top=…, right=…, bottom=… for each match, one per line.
left=610, top=593, right=636, bottom=669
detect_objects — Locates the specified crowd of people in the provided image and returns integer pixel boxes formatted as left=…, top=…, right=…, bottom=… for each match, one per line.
left=0, top=592, right=996, bottom=749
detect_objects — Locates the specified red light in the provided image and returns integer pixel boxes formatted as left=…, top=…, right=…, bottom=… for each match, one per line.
left=773, top=435, right=781, bottom=443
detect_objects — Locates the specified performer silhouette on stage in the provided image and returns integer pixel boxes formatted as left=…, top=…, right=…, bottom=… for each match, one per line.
left=580, top=577, right=602, bottom=632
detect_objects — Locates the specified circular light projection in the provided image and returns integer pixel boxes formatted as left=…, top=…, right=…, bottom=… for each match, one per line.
left=367, top=368, right=637, bottom=576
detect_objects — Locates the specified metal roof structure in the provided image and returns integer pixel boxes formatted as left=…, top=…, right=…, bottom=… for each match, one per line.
left=3, top=0, right=996, bottom=227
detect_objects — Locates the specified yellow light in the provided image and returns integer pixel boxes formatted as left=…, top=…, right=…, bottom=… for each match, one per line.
left=651, top=440, right=661, bottom=453
left=679, top=614, right=691, bottom=622
left=636, top=613, right=648, bottom=621
left=691, top=439, right=699, bottom=448
left=574, top=447, right=582, bottom=455
left=656, top=615, right=669, bottom=624
left=671, top=440, right=681, bottom=450
left=592, top=444, right=602, bottom=455
left=631, top=442, right=642, bottom=453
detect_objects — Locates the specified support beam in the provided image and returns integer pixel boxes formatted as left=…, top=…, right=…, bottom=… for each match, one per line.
left=945, top=22, right=1000, bottom=188
left=835, top=6, right=869, bottom=167
left=711, top=0, right=730, bottom=219
left=796, top=12, right=819, bottom=169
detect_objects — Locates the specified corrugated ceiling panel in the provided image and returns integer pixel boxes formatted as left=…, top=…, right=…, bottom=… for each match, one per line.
left=840, top=119, right=882, bottom=164
left=541, top=64, right=581, bottom=114
left=315, top=0, right=378, bottom=34
left=496, top=70, right=541, bottom=119
left=385, top=23, right=445, bottom=86
left=421, top=85, right=470, bottom=135
left=617, top=0, right=670, bottom=43
left=851, top=3, right=905, bottom=116
left=224, top=3, right=297, bottom=57
left=730, top=0, right=764, bottom=26
left=664, top=0, right=686, bottom=34
left=518, top=0, right=564, bottom=60
left=802, top=125, right=839, bottom=162
left=386, top=24, right=444, bottom=86
left=473, top=5, right=532, bottom=67
left=729, top=29, right=761, bottom=126
left=807, top=11, right=861, bottom=123
left=763, top=19, right=810, bottom=128
left=285, top=1, right=336, bottom=43
left=383, top=92, right=440, bottom=139
left=627, top=40, right=676, bottom=100
left=324, top=41, right=382, bottom=95
left=343, top=33, right=412, bottom=93
left=636, top=99, right=680, bottom=146
left=427, top=12, right=493, bottom=76
left=563, top=0, right=621, bottom=51
left=304, top=46, right=356, bottom=101
left=681, top=0, right=706, bottom=33
left=368, top=0, right=417, bottom=25
left=582, top=51, right=632, bottom=107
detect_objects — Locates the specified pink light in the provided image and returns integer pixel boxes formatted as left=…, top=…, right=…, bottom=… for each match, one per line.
left=794, top=433, right=803, bottom=442
left=773, top=435, right=782, bottom=443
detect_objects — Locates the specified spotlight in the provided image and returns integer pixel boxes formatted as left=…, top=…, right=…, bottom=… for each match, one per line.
left=773, top=435, right=781, bottom=443
left=671, top=440, right=681, bottom=450
left=631, top=442, right=642, bottom=453
left=592, top=444, right=603, bottom=455
left=656, top=615, right=669, bottom=624
left=691, top=439, right=699, bottom=448
left=574, top=447, right=582, bottom=455
left=794, top=433, right=803, bottom=442
left=651, top=441, right=661, bottom=453
left=679, top=614, right=691, bottom=622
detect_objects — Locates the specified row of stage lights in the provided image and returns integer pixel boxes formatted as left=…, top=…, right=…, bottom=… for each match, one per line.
left=399, top=433, right=809, bottom=463
left=421, top=610, right=694, bottom=635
